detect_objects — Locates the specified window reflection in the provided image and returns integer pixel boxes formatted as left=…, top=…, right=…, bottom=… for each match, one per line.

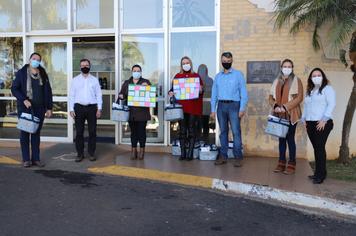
left=76, top=0, right=114, bottom=29
left=0, top=100, right=17, bottom=139
left=0, top=0, right=22, bottom=32
left=31, top=0, right=67, bottom=30
left=0, top=38, right=23, bottom=95
left=172, top=0, right=215, bottom=27
left=123, top=0, right=163, bottom=29
left=34, top=42, right=67, bottom=96
left=41, top=102, right=68, bottom=137
left=171, top=32, right=216, bottom=78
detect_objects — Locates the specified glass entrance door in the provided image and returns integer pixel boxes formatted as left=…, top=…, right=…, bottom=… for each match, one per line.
left=29, top=37, right=73, bottom=142
left=120, top=34, right=165, bottom=144
left=72, top=37, right=116, bottom=143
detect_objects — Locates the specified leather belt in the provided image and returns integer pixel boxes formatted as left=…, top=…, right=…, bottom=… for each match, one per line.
left=75, top=103, right=97, bottom=107
left=219, top=100, right=234, bottom=103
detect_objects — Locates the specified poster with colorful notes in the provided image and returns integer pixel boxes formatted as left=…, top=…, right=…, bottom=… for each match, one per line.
left=127, top=84, right=157, bottom=107
left=173, top=77, right=200, bottom=100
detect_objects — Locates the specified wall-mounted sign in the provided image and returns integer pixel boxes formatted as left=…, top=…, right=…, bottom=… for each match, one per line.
left=247, top=61, right=281, bottom=84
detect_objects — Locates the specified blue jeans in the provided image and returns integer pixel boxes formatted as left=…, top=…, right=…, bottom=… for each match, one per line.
left=217, top=101, right=243, bottom=159
left=18, top=106, right=45, bottom=162
left=279, top=123, right=297, bottom=163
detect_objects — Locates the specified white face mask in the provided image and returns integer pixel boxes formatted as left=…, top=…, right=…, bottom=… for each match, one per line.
left=182, top=64, right=191, bottom=72
left=282, top=67, right=292, bottom=76
left=312, top=76, right=323, bottom=85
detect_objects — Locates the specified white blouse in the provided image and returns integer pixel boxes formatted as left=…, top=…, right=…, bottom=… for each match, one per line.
left=302, top=85, right=335, bottom=121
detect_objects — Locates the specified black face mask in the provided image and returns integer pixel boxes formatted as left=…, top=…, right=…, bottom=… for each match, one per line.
left=81, top=67, right=90, bottom=74
left=222, top=62, right=232, bottom=70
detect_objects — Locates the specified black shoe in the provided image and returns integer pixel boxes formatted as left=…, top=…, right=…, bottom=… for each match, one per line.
left=89, top=155, right=96, bottom=161
left=214, top=158, right=227, bottom=165
left=186, top=156, right=193, bottom=161
left=32, top=161, right=45, bottom=167
left=23, top=161, right=31, bottom=168
left=75, top=154, right=84, bottom=162
left=308, top=175, right=316, bottom=180
left=313, top=178, right=324, bottom=184
left=179, top=155, right=186, bottom=161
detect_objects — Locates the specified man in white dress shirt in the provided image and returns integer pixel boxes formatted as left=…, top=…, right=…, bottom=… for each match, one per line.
left=69, top=59, right=102, bottom=162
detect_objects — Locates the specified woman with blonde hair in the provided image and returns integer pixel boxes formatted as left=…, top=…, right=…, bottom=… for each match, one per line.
left=168, top=56, right=203, bottom=161
left=269, top=59, right=303, bottom=174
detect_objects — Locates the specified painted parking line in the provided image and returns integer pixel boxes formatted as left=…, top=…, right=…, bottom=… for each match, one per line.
left=89, top=165, right=213, bottom=189
left=0, top=156, right=21, bottom=165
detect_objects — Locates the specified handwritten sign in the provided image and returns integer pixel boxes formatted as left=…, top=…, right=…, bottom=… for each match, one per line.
left=173, top=77, right=200, bottom=100
left=127, top=84, right=156, bottom=107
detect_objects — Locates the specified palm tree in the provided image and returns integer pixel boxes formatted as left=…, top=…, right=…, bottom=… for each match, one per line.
left=273, top=0, right=356, bottom=164
left=122, top=41, right=144, bottom=71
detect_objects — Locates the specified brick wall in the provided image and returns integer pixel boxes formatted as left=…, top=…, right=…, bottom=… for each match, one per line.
left=220, top=0, right=355, bottom=159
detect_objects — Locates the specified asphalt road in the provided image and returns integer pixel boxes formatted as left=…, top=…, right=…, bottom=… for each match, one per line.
left=0, top=165, right=355, bottom=236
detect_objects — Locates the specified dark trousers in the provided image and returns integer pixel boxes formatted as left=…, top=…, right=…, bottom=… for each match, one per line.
left=129, top=121, right=147, bottom=148
left=178, top=113, right=198, bottom=157
left=306, top=120, right=333, bottom=179
left=279, top=123, right=297, bottom=163
left=200, top=115, right=210, bottom=140
left=19, top=106, right=45, bottom=162
left=74, top=104, right=97, bottom=156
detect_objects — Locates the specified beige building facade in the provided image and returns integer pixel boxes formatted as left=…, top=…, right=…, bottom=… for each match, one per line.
left=221, top=0, right=355, bottom=160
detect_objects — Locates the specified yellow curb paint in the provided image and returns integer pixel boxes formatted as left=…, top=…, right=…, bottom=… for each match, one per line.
left=89, top=165, right=213, bottom=189
left=0, top=156, right=21, bottom=165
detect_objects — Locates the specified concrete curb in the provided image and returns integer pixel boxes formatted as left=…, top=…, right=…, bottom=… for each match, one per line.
left=89, top=165, right=356, bottom=218
left=212, top=179, right=356, bottom=218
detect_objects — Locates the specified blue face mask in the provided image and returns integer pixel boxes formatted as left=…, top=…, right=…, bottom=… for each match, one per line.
left=132, top=72, right=141, bottom=79
left=31, top=60, right=40, bottom=68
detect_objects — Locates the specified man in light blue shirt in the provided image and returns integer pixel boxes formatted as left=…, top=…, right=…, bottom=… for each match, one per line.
left=211, top=52, right=248, bottom=166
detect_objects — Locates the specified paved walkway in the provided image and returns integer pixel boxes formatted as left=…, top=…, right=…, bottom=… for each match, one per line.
left=1, top=142, right=356, bottom=217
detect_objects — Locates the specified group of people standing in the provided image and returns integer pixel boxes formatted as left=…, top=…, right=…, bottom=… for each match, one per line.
left=11, top=51, right=335, bottom=184
left=268, top=59, right=335, bottom=184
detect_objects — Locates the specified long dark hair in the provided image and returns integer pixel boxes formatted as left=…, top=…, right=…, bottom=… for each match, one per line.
left=29, top=52, right=50, bottom=85
left=306, top=68, right=329, bottom=96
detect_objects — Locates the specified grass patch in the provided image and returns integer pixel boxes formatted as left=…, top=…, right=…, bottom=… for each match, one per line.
left=310, top=157, right=356, bottom=182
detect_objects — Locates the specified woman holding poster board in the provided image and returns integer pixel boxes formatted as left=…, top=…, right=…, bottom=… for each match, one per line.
left=117, top=65, right=151, bottom=160
left=168, top=56, right=203, bottom=161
